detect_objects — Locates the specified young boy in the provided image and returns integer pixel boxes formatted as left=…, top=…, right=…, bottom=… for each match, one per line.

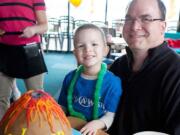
left=58, top=24, right=122, bottom=135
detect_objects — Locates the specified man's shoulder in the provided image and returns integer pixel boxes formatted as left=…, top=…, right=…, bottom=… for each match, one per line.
left=164, top=49, right=180, bottom=69
left=109, top=55, right=128, bottom=74
left=111, top=55, right=127, bottom=67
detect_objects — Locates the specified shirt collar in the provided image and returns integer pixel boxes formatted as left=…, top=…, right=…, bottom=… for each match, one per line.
left=125, top=41, right=168, bottom=72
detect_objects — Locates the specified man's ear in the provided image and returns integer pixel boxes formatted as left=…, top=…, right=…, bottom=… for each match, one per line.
left=161, top=21, right=166, bottom=35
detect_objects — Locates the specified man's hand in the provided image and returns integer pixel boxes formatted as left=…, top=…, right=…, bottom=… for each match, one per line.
left=0, top=29, right=5, bottom=36
left=19, top=26, right=36, bottom=38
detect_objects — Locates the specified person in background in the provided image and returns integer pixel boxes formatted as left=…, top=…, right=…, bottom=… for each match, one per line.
left=108, top=0, right=180, bottom=134
left=58, top=24, right=122, bottom=135
left=0, top=0, right=48, bottom=120
left=0, top=30, right=21, bottom=102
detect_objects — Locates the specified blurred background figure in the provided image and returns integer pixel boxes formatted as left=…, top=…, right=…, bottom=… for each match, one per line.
left=0, top=0, right=48, bottom=120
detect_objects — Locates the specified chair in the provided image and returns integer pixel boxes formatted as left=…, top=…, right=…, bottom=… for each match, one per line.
left=59, top=16, right=75, bottom=51
left=43, top=18, right=63, bottom=51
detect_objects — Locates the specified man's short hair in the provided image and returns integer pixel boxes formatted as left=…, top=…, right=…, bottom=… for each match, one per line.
left=127, top=0, right=166, bottom=20
left=157, top=0, right=166, bottom=20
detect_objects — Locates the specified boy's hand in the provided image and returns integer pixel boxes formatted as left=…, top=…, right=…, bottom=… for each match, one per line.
left=80, top=120, right=106, bottom=135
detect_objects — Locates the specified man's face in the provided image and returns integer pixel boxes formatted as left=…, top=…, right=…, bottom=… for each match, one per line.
left=122, top=0, right=166, bottom=51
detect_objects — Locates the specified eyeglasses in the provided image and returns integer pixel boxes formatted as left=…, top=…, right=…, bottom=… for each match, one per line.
left=122, top=16, right=164, bottom=25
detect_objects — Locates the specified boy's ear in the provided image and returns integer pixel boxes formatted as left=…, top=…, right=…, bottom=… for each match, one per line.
left=103, top=45, right=110, bottom=57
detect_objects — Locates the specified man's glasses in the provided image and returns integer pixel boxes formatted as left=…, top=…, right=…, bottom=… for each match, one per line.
left=122, top=16, right=164, bottom=25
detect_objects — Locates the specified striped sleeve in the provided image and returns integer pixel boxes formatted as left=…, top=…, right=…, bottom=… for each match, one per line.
left=33, top=0, right=46, bottom=10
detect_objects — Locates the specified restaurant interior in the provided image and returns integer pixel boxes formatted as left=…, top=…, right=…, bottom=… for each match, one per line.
left=43, top=0, right=180, bottom=54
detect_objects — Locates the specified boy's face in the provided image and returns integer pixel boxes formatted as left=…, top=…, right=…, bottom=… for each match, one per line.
left=73, top=29, right=107, bottom=69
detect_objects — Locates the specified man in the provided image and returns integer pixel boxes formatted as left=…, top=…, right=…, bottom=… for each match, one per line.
left=0, top=0, right=48, bottom=120
left=108, top=0, right=180, bottom=134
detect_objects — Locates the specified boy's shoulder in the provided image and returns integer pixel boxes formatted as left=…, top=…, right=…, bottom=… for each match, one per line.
left=104, top=70, right=121, bottom=84
left=66, top=68, right=78, bottom=76
left=105, top=70, right=121, bottom=79
left=63, top=69, right=77, bottom=81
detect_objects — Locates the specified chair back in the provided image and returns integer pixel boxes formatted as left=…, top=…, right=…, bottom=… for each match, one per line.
left=43, top=18, right=62, bottom=51
left=58, top=16, right=75, bottom=51
left=59, top=16, right=75, bottom=37
left=48, top=18, right=60, bottom=33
